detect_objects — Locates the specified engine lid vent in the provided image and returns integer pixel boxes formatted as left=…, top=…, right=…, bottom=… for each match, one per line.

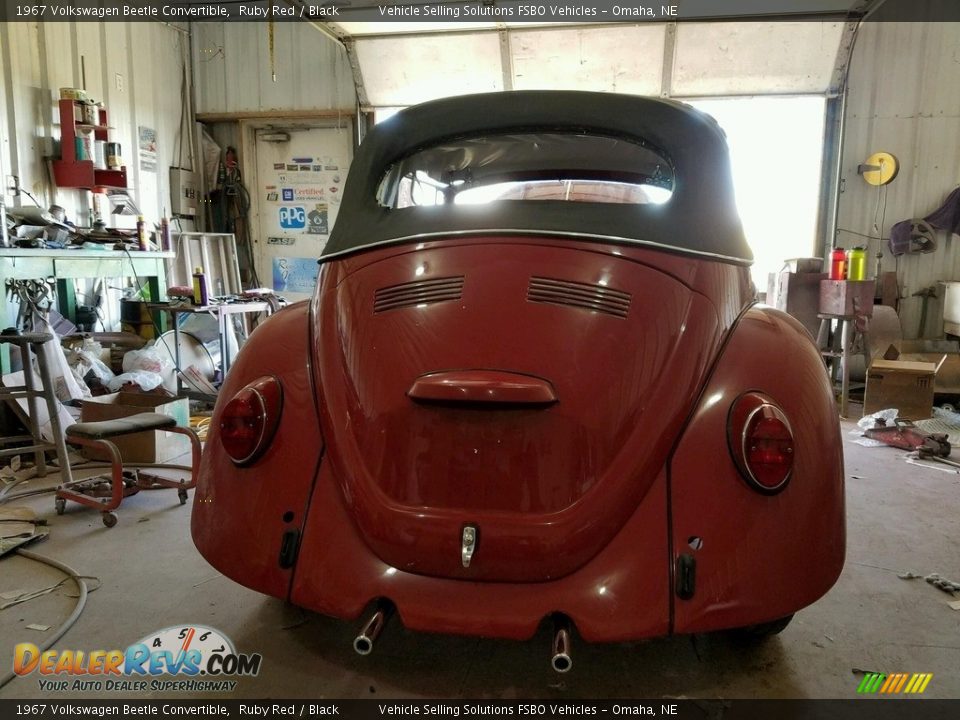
left=374, top=276, right=465, bottom=313
left=527, top=277, right=631, bottom=318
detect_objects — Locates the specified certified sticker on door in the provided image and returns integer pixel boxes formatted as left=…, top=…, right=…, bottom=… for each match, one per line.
left=273, top=257, right=320, bottom=294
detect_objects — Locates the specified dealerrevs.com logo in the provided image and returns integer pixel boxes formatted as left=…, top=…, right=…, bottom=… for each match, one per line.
left=13, top=625, right=262, bottom=693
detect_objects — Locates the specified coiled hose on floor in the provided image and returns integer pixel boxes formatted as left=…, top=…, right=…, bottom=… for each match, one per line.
left=0, top=550, right=89, bottom=690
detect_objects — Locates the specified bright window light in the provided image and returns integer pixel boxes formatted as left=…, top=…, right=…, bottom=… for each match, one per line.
left=688, top=97, right=826, bottom=289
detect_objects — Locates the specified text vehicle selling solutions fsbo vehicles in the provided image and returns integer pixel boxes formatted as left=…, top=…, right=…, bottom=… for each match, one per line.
left=191, top=91, right=845, bottom=672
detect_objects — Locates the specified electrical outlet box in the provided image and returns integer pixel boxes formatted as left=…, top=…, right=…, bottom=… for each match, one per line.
left=169, top=166, right=198, bottom=216
left=38, top=137, right=54, bottom=159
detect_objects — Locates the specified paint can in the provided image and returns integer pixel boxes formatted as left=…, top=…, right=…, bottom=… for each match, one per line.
left=81, top=101, right=98, bottom=126
left=59, top=87, right=88, bottom=102
left=106, top=142, right=122, bottom=169
left=94, top=140, right=107, bottom=170
left=77, top=130, right=94, bottom=163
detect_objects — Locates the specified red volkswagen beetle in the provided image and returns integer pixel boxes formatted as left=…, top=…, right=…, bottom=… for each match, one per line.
left=192, top=91, right=845, bottom=672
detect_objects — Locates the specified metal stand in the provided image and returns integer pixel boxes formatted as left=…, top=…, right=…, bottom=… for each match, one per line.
left=817, top=313, right=861, bottom=418
left=149, top=301, right=272, bottom=399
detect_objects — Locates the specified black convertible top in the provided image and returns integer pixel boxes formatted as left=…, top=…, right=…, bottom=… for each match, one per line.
left=323, top=91, right=752, bottom=265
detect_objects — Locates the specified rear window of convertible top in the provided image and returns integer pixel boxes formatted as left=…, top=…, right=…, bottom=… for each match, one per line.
left=376, top=131, right=675, bottom=209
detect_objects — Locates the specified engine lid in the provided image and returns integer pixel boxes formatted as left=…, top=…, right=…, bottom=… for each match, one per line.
left=313, top=239, right=725, bottom=581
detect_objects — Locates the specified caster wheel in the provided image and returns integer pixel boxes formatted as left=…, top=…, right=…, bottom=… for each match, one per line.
left=178, top=488, right=188, bottom=505
left=55, top=498, right=66, bottom=515
left=102, top=512, right=118, bottom=528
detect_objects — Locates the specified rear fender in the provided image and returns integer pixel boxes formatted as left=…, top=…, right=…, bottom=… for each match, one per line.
left=191, top=301, right=323, bottom=599
left=669, top=305, right=845, bottom=633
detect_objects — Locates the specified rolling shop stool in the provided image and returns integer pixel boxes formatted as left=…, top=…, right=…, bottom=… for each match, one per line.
left=0, top=330, right=72, bottom=479
left=56, top=413, right=202, bottom=527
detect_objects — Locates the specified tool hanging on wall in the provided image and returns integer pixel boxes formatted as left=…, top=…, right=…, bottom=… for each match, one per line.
left=912, top=285, right=938, bottom=338
left=889, top=186, right=960, bottom=256
left=904, top=220, right=937, bottom=254
left=210, top=147, right=257, bottom=288
left=857, top=152, right=899, bottom=186
left=4, top=279, right=56, bottom=333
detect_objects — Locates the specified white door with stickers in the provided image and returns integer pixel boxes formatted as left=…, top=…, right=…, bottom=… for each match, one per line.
left=254, top=126, right=352, bottom=302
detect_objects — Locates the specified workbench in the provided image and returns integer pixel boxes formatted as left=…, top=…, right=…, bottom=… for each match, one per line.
left=0, top=248, right=174, bottom=373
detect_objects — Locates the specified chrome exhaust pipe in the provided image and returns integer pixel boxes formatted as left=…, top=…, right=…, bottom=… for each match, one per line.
left=353, top=605, right=391, bottom=655
left=551, top=619, right=573, bottom=673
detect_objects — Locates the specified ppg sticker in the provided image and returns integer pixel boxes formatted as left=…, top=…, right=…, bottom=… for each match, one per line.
left=279, top=206, right=306, bottom=229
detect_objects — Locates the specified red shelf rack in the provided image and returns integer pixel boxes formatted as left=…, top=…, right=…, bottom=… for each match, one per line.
left=52, top=98, right=127, bottom=190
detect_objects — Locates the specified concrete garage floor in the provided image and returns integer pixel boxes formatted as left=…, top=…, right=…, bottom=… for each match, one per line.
left=0, top=416, right=958, bottom=700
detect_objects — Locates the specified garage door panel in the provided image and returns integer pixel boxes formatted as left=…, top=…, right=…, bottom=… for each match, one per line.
left=511, top=25, right=665, bottom=94
left=672, top=21, right=846, bottom=95
left=357, top=33, right=503, bottom=107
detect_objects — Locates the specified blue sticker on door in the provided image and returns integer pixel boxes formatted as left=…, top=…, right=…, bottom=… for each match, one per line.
left=279, top=206, right=306, bottom=229
left=273, top=257, right=319, bottom=294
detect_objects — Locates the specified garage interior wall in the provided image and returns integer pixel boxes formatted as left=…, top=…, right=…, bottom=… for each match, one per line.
left=5, top=17, right=956, bottom=344
left=836, top=17, right=960, bottom=340
left=191, top=22, right=356, bottom=115
left=0, top=21, right=193, bottom=226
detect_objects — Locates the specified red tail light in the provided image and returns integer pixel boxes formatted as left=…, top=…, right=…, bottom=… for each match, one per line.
left=219, top=376, right=283, bottom=465
left=728, top=393, right=794, bottom=494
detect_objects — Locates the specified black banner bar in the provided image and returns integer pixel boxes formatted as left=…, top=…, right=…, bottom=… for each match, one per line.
left=1, top=0, right=959, bottom=23
left=0, top=700, right=958, bottom=719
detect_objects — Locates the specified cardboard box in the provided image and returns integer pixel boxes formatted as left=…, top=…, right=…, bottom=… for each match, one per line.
left=863, top=359, right=937, bottom=420
left=79, top=392, right=190, bottom=463
left=899, top=352, right=960, bottom=394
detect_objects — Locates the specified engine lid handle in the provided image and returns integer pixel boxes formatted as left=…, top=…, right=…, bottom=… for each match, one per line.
left=408, top=370, right=558, bottom=405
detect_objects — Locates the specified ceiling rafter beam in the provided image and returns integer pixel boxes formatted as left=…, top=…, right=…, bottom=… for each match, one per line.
left=660, top=22, right=677, bottom=98
left=283, top=1, right=371, bottom=110
left=498, top=26, right=514, bottom=92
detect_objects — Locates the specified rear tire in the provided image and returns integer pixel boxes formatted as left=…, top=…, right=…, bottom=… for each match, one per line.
left=728, top=613, right=794, bottom=641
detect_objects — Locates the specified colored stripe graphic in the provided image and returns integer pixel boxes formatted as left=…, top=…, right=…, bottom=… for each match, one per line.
left=857, top=672, right=933, bottom=694
left=857, top=673, right=886, bottom=693
left=905, top=673, right=933, bottom=694
left=894, top=674, right=909, bottom=693
left=879, top=675, right=895, bottom=693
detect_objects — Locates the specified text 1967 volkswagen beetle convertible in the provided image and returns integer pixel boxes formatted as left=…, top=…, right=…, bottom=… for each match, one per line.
left=192, top=91, right=845, bottom=671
